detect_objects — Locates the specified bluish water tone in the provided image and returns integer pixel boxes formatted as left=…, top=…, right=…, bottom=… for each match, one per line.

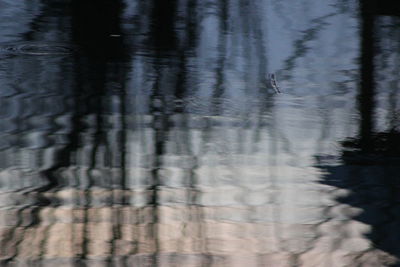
left=0, top=0, right=399, bottom=266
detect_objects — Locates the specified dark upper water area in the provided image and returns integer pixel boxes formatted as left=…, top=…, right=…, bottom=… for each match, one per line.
left=0, top=0, right=399, bottom=266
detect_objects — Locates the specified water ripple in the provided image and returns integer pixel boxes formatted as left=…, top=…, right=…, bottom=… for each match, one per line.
left=0, top=42, right=75, bottom=56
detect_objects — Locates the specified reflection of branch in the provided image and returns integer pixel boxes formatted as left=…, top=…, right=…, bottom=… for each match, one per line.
left=251, top=0, right=269, bottom=93
left=281, top=13, right=337, bottom=80
left=212, top=0, right=228, bottom=115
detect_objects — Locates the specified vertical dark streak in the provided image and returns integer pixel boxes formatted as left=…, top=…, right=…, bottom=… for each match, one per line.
left=212, top=0, right=228, bottom=115
left=252, top=1, right=269, bottom=93
left=149, top=1, right=178, bottom=263
left=187, top=0, right=198, bottom=52
left=175, top=55, right=187, bottom=105
left=116, top=70, right=127, bottom=267
left=149, top=67, right=165, bottom=265
left=359, top=0, right=375, bottom=153
left=70, top=0, right=127, bottom=263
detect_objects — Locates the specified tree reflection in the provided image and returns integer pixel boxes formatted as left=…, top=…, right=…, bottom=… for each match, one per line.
left=317, top=2, right=400, bottom=263
left=1, top=0, right=400, bottom=265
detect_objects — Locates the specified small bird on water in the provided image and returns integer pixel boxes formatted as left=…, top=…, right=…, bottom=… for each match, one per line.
left=267, top=73, right=281, bottom=94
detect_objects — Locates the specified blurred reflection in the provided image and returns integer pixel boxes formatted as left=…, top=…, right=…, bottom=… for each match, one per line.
left=317, top=5, right=400, bottom=266
left=0, top=0, right=399, bottom=266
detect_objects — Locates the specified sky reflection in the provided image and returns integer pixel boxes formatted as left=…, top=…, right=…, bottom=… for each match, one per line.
left=0, top=0, right=399, bottom=266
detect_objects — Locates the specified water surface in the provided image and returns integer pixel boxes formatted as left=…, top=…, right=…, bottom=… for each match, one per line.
left=0, top=0, right=399, bottom=266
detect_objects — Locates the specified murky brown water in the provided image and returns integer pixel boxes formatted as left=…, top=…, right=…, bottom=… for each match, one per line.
left=0, top=0, right=399, bottom=266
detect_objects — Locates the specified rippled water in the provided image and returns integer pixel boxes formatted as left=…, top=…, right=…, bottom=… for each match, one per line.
left=0, top=42, right=74, bottom=55
left=0, top=0, right=400, bottom=266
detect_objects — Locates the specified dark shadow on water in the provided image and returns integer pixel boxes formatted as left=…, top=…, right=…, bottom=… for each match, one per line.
left=316, top=2, right=400, bottom=265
